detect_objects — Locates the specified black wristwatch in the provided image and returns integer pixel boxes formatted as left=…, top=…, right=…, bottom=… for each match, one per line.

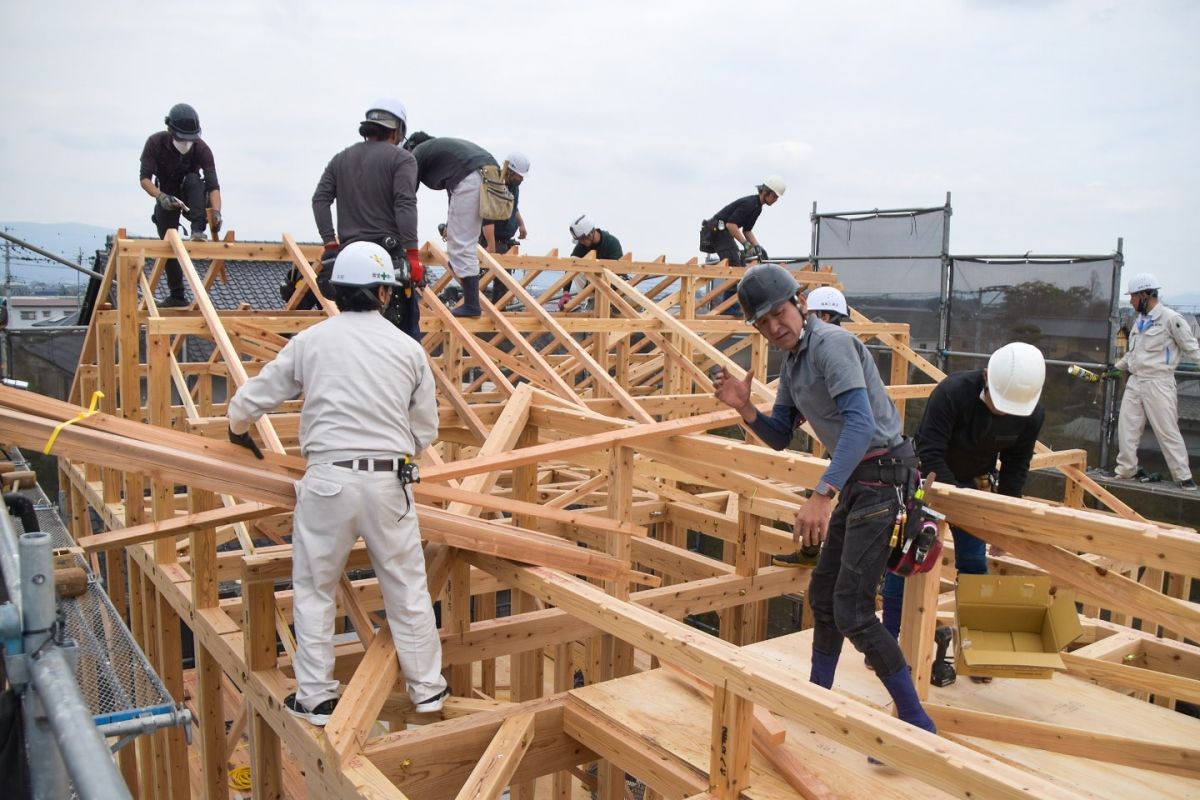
left=813, top=481, right=837, bottom=499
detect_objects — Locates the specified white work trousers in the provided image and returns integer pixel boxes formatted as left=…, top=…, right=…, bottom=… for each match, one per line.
left=1115, top=375, right=1192, bottom=481
left=446, top=170, right=483, bottom=279
left=291, top=463, right=446, bottom=708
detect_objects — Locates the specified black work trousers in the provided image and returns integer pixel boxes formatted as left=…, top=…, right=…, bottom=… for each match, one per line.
left=152, top=172, right=209, bottom=297
left=808, top=479, right=909, bottom=677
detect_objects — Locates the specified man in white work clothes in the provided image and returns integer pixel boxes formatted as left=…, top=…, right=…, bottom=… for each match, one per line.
left=227, top=241, right=448, bottom=724
left=1105, top=272, right=1199, bottom=490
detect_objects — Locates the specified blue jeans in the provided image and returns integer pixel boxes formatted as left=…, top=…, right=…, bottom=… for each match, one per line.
left=881, top=480, right=988, bottom=609
left=809, top=480, right=909, bottom=677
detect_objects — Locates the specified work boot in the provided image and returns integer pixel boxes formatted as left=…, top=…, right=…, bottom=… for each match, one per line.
left=809, top=649, right=839, bottom=690
left=190, top=225, right=208, bottom=242
left=771, top=545, right=821, bottom=568
left=1180, top=479, right=1198, bottom=491
left=878, top=667, right=937, bottom=734
left=159, top=294, right=190, bottom=309
left=451, top=275, right=481, bottom=317
left=881, top=594, right=902, bottom=640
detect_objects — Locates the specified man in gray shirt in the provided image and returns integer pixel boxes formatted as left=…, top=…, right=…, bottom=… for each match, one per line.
left=713, top=263, right=936, bottom=739
left=311, top=99, right=424, bottom=340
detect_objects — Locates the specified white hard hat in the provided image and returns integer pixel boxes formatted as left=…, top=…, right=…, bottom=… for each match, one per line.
left=362, top=98, right=408, bottom=130
left=761, top=175, right=786, bottom=198
left=1125, top=272, right=1161, bottom=293
left=986, top=342, right=1045, bottom=416
left=570, top=214, right=596, bottom=241
left=806, top=286, right=848, bottom=317
left=330, top=241, right=400, bottom=287
left=506, top=151, right=531, bottom=176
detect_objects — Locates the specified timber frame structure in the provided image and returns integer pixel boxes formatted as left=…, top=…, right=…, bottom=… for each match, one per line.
left=3, top=229, right=1198, bottom=799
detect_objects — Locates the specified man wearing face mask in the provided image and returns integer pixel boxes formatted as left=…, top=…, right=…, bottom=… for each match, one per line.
left=1104, top=273, right=1200, bottom=490
left=139, top=103, right=222, bottom=307
left=312, top=99, right=424, bottom=340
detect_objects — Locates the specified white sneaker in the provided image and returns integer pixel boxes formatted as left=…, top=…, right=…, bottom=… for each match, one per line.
left=191, top=228, right=208, bottom=242
left=413, top=688, right=449, bottom=713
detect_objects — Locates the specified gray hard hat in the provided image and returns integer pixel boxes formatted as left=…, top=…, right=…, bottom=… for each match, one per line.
left=165, top=103, right=201, bottom=141
left=737, top=263, right=800, bottom=324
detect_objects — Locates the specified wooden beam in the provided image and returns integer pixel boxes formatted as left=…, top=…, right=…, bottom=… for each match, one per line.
left=453, top=712, right=536, bottom=800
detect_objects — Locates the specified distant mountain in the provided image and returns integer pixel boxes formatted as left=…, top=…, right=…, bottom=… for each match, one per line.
left=1, top=221, right=114, bottom=285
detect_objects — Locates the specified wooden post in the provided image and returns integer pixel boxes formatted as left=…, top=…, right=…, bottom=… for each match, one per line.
left=510, top=425, right=541, bottom=800
left=898, top=522, right=946, bottom=700
left=709, top=682, right=753, bottom=798
left=243, top=570, right=282, bottom=799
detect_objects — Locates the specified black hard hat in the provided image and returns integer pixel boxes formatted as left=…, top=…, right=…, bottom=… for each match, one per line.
left=737, top=263, right=800, bottom=324
left=165, top=103, right=201, bottom=141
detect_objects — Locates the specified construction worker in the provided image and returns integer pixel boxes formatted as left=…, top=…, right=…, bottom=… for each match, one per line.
left=880, top=342, right=1046, bottom=681
left=481, top=152, right=531, bottom=304
left=227, top=241, right=448, bottom=725
left=713, top=263, right=936, bottom=736
left=703, top=176, right=785, bottom=268
left=311, top=99, right=424, bottom=341
left=139, top=103, right=222, bottom=307
left=770, top=286, right=852, bottom=569
left=567, top=215, right=624, bottom=303
left=1104, top=273, right=1200, bottom=490
left=405, top=132, right=501, bottom=317
left=805, top=286, right=849, bottom=325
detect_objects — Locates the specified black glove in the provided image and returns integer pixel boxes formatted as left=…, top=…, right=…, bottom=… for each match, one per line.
left=158, top=193, right=183, bottom=211
left=756, top=245, right=769, bottom=261
left=227, top=426, right=264, bottom=459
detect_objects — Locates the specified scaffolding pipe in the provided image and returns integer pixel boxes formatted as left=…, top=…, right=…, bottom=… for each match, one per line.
left=0, top=507, right=22, bottom=621
left=20, top=532, right=68, bottom=799
left=30, top=647, right=132, bottom=800
left=96, top=707, right=192, bottom=742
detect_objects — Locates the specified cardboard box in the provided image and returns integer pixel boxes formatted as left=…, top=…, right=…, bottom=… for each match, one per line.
left=955, top=575, right=1082, bottom=679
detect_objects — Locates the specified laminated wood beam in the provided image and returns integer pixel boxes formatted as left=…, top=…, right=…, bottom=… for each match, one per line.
left=453, top=711, right=536, bottom=800
left=1060, top=652, right=1200, bottom=705
left=75, top=501, right=278, bottom=552
left=473, top=556, right=1089, bottom=800
left=282, top=232, right=339, bottom=315
left=362, top=695, right=596, bottom=798
left=420, top=408, right=742, bottom=484
left=926, top=704, right=1200, bottom=778
left=416, top=482, right=645, bottom=538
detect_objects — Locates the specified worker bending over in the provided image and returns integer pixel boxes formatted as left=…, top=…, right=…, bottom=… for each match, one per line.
left=227, top=242, right=448, bottom=725
left=714, top=263, right=936, bottom=736
left=881, top=342, right=1046, bottom=678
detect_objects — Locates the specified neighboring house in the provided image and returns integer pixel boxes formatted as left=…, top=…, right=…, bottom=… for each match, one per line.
left=4, top=297, right=80, bottom=330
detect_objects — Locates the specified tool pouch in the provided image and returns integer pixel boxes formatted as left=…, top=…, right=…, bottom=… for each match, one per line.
left=887, top=471, right=945, bottom=576
left=479, top=164, right=515, bottom=221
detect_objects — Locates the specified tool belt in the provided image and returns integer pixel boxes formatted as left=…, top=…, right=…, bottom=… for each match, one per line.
left=849, top=439, right=918, bottom=486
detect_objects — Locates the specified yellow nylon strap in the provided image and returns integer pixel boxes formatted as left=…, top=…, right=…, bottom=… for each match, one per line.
left=42, top=391, right=104, bottom=455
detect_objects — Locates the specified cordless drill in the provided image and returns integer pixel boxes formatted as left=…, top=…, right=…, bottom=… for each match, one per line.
left=931, top=625, right=956, bottom=687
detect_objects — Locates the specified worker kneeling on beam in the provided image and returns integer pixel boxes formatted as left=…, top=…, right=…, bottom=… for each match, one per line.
left=227, top=241, right=448, bottom=725
left=713, top=263, right=936, bottom=736
left=881, top=341, right=1046, bottom=683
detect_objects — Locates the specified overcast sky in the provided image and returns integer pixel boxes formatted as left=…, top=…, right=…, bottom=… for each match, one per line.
left=2, top=1, right=1197, bottom=298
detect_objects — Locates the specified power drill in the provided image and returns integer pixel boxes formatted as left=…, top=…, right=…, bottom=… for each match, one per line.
left=931, top=625, right=956, bottom=687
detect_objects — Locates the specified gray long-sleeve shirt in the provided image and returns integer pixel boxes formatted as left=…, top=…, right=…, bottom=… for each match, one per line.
left=227, top=312, right=438, bottom=464
left=312, top=140, right=419, bottom=249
